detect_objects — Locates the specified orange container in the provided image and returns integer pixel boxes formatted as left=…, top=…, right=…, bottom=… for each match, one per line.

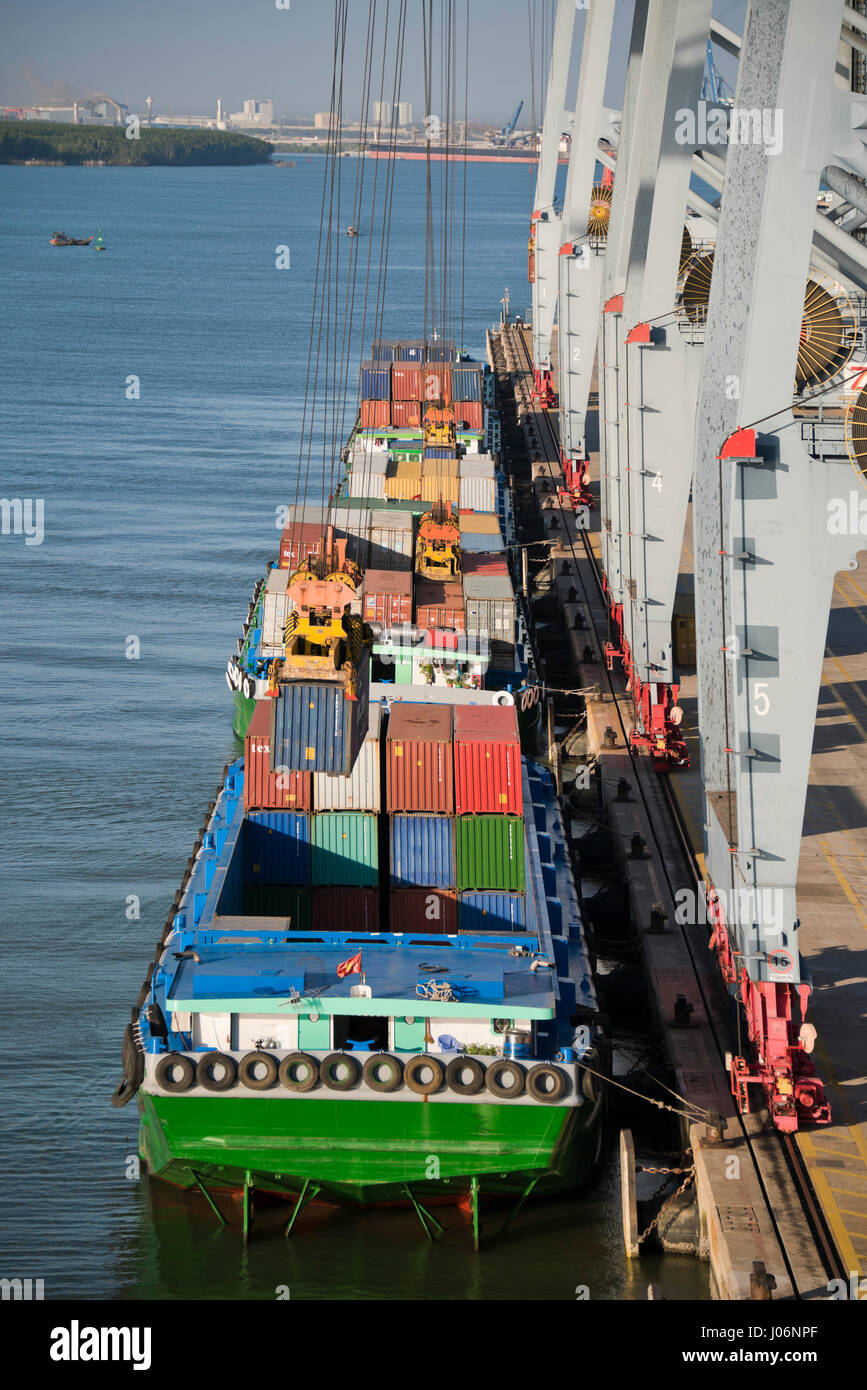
left=244, top=700, right=313, bottom=811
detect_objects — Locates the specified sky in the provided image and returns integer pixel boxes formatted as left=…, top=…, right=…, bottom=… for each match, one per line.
left=0, top=0, right=745, bottom=128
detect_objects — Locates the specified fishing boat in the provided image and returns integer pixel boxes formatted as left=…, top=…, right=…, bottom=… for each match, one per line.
left=49, top=232, right=94, bottom=246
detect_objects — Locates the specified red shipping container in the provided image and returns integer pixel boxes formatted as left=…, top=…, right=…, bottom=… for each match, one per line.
left=360, top=399, right=390, bottom=428
left=312, top=887, right=379, bottom=933
left=244, top=700, right=314, bottom=811
left=415, top=579, right=465, bottom=632
left=421, top=364, right=451, bottom=405
left=390, top=888, right=457, bottom=935
left=453, top=704, right=522, bottom=815
left=279, top=520, right=325, bottom=571
left=461, top=552, right=509, bottom=578
left=391, top=364, right=423, bottom=401
left=453, top=401, right=483, bottom=430
left=363, top=569, right=413, bottom=625
left=386, top=702, right=454, bottom=813
left=391, top=399, right=422, bottom=429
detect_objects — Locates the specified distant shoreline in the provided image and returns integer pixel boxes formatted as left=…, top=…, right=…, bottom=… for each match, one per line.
left=0, top=120, right=273, bottom=167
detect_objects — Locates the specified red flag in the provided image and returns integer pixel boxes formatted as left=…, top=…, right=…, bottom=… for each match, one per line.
left=336, top=950, right=362, bottom=979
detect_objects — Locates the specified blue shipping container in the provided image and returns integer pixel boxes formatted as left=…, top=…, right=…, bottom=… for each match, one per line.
left=423, top=446, right=455, bottom=460
left=395, top=341, right=425, bottom=362
left=460, top=531, right=506, bottom=554
left=460, top=892, right=526, bottom=932
left=360, top=364, right=391, bottom=400
left=426, top=341, right=456, bottom=362
left=244, top=812, right=312, bottom=886
left=372, top=341, right=398, bottom=362
left=451, top=368, right=482, bottom=402
left=390, top=815, right=455, bottom=888
left=271, top=653, right=370, bottom=773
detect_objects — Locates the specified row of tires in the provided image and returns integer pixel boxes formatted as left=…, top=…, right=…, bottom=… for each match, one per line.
left=226, top=660, right=256, bottom=701
left=154, top=1050, right=569, bottom=1103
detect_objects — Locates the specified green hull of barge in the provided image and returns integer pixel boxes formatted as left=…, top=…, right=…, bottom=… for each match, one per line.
left=232, top=687, right=256, bottom=739
left=138, top=1089, right=604, bottom=1206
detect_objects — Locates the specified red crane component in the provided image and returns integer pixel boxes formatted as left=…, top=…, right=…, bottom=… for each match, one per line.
left=560, top=450, right=593, bottom=509
left=707, top=891, right=831, bottom=1130
left=531, top=367, right=557, bottom=407
left=599, top=583, right=689, bottom=768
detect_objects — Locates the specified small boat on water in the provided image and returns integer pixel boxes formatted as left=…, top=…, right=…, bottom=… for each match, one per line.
left=95, top=228, right=106, bottom=252
left=347, top=225, right=359, bottom=237
left=50, top=232, right=94, bottom=247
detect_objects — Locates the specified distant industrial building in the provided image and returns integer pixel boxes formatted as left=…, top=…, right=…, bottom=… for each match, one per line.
left=229, top=98, right=275, bottom=127
left=314, top=111, right=336, bottom=129
left=373, top=101, right=413, bottom=126
left=1, top=95, right=128, bottom=125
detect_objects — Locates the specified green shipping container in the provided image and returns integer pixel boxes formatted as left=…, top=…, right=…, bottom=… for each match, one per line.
left=242, top=884, right=312, bottom=930
left=311, top=813, right=379, bottom=887
left=455, top=816, right=525, bottom=892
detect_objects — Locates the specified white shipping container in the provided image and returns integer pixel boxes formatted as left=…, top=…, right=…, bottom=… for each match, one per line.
left=349, top=471, right=387, bottom=499
left=459, top=476, right=497, bottom=512
left=368, top=509, right=414, bottom=570
left=262, top=569, right=292, bottom=647
left=351, top=445, right=389, bottom=474
left=328, top=506, right=372, bottom=566
left=459, top=455, right=496, bottom=477
left=463, top=574, right=516, bottom=643
left=313, top=704, right=382, bottom=811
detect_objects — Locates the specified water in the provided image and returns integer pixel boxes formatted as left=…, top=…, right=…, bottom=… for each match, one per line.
left=0, top=159, right=708, bottom=1300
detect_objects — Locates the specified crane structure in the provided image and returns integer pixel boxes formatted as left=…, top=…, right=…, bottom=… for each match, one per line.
left=492, top=100, right=525, bottom=147
left=531, top=0, right=867, bottom=1130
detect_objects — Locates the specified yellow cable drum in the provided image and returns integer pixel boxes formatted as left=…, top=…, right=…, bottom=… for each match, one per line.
left=845, top=380, right=867, bottom=484
left=587, top=182, right=612, bottom=240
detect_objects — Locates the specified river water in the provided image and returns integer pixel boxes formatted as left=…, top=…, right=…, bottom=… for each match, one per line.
left=0, top=157, right=708, bottom=1300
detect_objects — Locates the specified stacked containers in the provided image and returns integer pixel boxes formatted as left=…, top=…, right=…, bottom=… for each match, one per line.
left=463, top=574, right=517, bottom=664
left=313, top=703, right=381, bottom=924
left=348, top=449, right=388, bottom=500
left=458, top=455, right=497, bottom=513
left=362, top=569, right=413, bottom=626
left=279, top=520, right=327, bottom=571
left=243, top=810, right=312, bottom=927
left=311, top=811, right=378, bottom=887
left=453, top=703, right=526, bottom=930
left=328, top=505, right=371, bottom=568
left=244, top=698, right=313, bottom=812
left=271, top=650, right=370, bottom=774
left=385, top=458, right=422, bottom=500
left=261, top=568, right=291, bottom=658
left=414, top=579, right=465, bottom=632
left=421, top=455, right=459, bottom=505
left=368, top=509, right=414, bottom=570
left=452, top=363, right=483, bottom=431
left=360, top=362, right=391, bottom=399
left=459, top=511, right=505, bottom=554
left=386, top=703, right=456, bottom=934
left=461, top=552, right=509, bottom=578
left=313, top=702, right=381, bottom=812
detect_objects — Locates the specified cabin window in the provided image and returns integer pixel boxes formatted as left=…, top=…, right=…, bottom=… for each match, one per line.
left=333, top=1015, right=389, bottom=1052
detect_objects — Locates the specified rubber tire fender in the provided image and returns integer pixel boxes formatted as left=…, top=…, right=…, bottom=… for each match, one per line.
left=155, top=1052, right=196, bottom=1094
left=404, top=1054, right=445, bottom=1096
left=445, top=1055, right=485, bottom=1096
left=195, top=1051, right=238, bottom=1092
left=278, top=1052, right=320, bottom=1092
left=241, top=675, right=255, bottom=700
left=361, top=1053, right=403, bottom=1093
left=238, top=1050, right=279, bottom=1091
left=527, top=1062, right=567, bottom=1103
left=320, top=1052, right=361, bottom=1091
left=484, top=1059, right=526, bottom=1099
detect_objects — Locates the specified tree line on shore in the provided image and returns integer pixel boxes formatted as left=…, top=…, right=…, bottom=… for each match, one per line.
left=0, top=121, right=274, bottom=166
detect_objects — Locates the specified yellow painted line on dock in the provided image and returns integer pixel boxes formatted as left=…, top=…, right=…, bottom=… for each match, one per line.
left=798, top=1132, right=866, bottom=1278
left=816, top=838, right=867, bottom=930
left=833, top=574, right=867, bottom=630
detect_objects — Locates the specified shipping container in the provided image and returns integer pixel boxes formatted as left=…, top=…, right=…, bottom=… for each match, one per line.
left=459, top=511, right=501, bottom=535
left=384, top=458, right=423, bottom=500
left=453, top=703, right=522, bottom=815
left=451, top=367, right=483, bottom=401
left=244, top=699, right=314, bottom=811
left=390, top=888, right=457, bottom=934
left=459, top=892, right=526, bottom=933
left=391, top=399, right=422, bottom=430
left=328, top=505, right=371, bottom=567
left=360, top=400, right=390, bottom=428
left=414, top=579, right=466, bottom=632
left=312, top=887, right=380, bottom=933
left=311, top=812, right=379, bottom=886
left=362, top=568, right=413, bottom=625
left=460, top=530, right=506, bottom=554
left=423, top=447, right=457, bottom=462
left=261, top=568, right=291, bottom=648
left=455, top=815, right=525, bottom=892
left=350, top=443, right=389, bottom=473
left=391, top=364, right=423, bottom=400
left=360, top=363, right=391, bottom=400
left=386, top=702, right=454, bottom=813
left=463, top=574, right=517, bottom=644
left=459, top=476, right=497, bottom=512
left=271, top=651, right=370, bottom=773
left=389, top=814, right=455, bottom=887
left=422, top=365, right=451, bottom=403
left=453, top=402, right=483, bottom=431
left=243, top=883, right=312, bottom=930
left=313, top=702, right=381, bottom=812
left=395, top=340, right=426, bottom=362
left=348, top=471, right=386, bottom=500
left=421, top=474, right=459, bottom=505
left=461, top=551, right=509, bottom=578
left=368, top=509, right=414, bottom=569
left=425, top=341, right=456, bottom=362
left=244, top=811, right=312, bottom=886
left=458, top=455, right=496, bottom=477
left=372, top=340, right=399, bottom=362
left=279, top=520, right=326, bottom=572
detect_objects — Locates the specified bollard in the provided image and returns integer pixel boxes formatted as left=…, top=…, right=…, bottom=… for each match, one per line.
left=616, top=777, right=631, bottom=801
left=603, top=725, right=617, bottom=747
left=649, top=903, right=668, bottom=934
left=629, top=833, right=647, bottom=859
left=673, top=993, right=694, bottom=1027
left=750, top=1262, right=777, bottom=1301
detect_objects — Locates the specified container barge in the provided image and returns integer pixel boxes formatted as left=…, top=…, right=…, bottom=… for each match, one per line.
left=114, top=338, right=607, bottom=1224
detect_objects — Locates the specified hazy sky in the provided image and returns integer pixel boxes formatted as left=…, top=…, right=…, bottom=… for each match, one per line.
left=0, top=0, right=744, bottom=125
